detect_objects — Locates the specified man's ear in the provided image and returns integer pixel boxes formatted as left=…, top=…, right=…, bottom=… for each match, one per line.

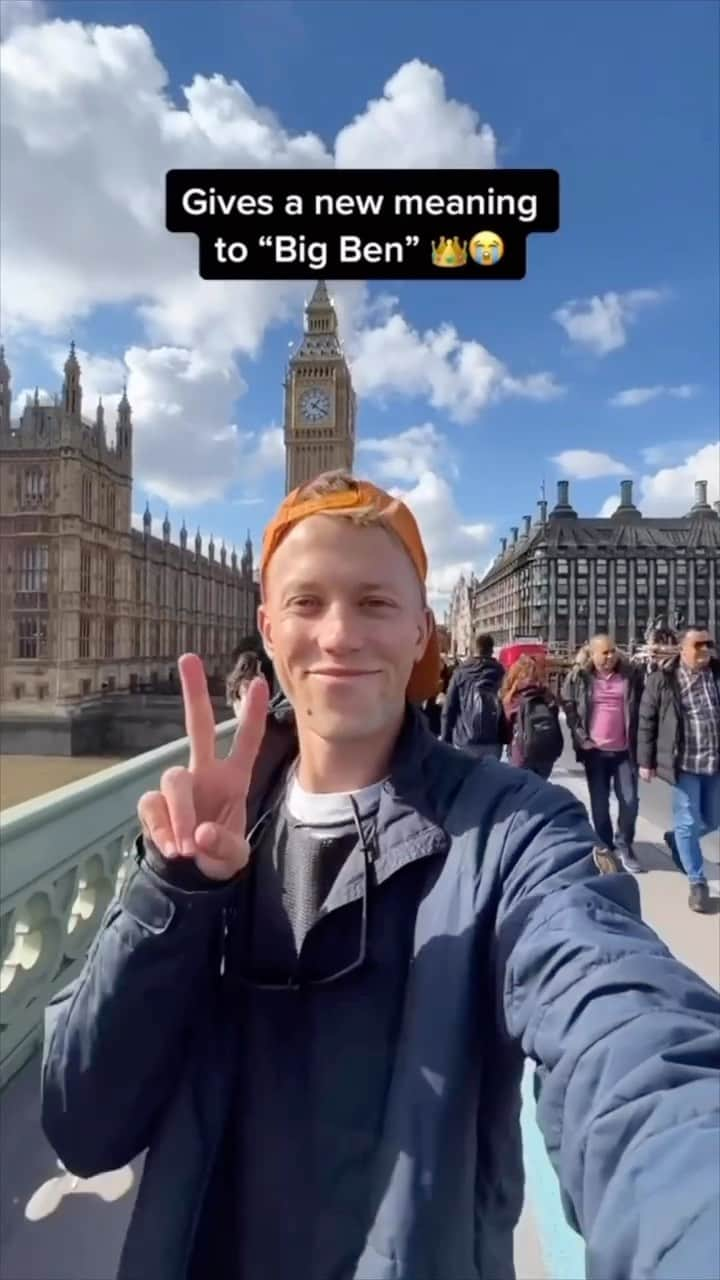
left=420, top=606, right=433, bottom=653
left=257, top=603, right=273, bottom=660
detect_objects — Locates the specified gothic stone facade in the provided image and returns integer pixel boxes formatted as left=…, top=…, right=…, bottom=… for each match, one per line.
left=284, top=281, right=356, bottom=493
left=472, top=478, right=720, bottom=653
left=0, top=344, right=257, bottom=711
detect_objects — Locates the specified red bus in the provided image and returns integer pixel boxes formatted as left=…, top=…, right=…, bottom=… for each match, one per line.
left=498, top=638, right=547, bottom=671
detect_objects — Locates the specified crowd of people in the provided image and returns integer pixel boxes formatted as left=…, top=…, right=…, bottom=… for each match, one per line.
left=425, top=625, right=718, bottom=912
left=41, top=470, right=719, bottom=1280
left=231, top=623, right=719, bottom=914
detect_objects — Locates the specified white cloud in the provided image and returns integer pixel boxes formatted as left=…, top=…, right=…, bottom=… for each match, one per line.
left=0, top=30, right=495, bottom=350
left=386, top=470, right=494, bottom=612
left=249, top=427, right=285, bottom=475
left=553, top=449, right=628, bottom=479
left=637, top=442, right=719, bottom=515
left=357, top=425, right=495, bottom=610
left=359, top=424, right=453, bottom=483
left=348, top=314, right=565, bottom=425
left=23, top=340, right=283, bottom=508
left=0, top=0, right=46, bottom=40
left=597, top=494, right=621, bottom=517
left=11, top=385, right=53, bottom=415
left=609, top=384, right=697, bottom=407
left=641, top=439, right=704, bottom=467
left=553, top=289, right=666, bottom=356
left=335, top=60, right=496, bottom=169
left=598, top=442, right=719, bottom=517
left=0, top=15, right=559, bottom=504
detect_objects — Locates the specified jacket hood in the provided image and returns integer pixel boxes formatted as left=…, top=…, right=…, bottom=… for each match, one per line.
left=460, top=656, right=504, bottom=682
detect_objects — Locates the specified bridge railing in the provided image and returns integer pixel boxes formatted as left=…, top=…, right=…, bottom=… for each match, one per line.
left=0, top=720, right=238, bottom=1088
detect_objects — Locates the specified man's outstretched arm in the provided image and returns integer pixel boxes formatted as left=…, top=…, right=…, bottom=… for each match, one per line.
left=491, top=778, right=720, bottom=1280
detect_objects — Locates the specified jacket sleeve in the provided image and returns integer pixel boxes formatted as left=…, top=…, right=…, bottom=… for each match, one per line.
left=499, top=704, right=513, bottom=747
left=561, top=672, right=592, bottom=753
left=636, top=672, right=661, bottom=769
left=559, top=671, right=578, bottom=729
left=492, top=777, right=720, bottom=1280
left=440, top=671, right=460, bottom=743
left=41, top=839, right=241, bottom=1178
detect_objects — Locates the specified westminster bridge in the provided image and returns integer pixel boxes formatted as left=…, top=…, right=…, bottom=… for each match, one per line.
left=1, top=720, right=718, bottom=1280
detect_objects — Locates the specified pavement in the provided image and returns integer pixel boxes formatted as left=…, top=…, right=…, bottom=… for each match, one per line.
left=1, top=738, right=718, bottom=1280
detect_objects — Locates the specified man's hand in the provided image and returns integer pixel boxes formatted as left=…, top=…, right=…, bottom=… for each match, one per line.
left=137, top=653, right=269, bottom=880
left=639, top=766, right=656, bottom=783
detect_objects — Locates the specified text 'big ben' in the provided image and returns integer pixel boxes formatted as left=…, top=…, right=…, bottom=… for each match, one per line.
left=284, top=281, right=356, bottom=493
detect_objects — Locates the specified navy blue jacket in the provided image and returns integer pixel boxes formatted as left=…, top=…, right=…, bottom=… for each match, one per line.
left=638, top=656, right=720, bottom=783
left=42, top=704, right=720, bottom=1280
left=440, top=657, right=505, bottom=748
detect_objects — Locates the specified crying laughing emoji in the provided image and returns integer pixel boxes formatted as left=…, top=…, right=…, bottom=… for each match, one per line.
left=469, top=231, right=505, bottom=266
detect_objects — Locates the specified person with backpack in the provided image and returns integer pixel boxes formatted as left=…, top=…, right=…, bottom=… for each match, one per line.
left=440, top=633, right=505, bottom=758
left=501, top=654, right=564, bottom=779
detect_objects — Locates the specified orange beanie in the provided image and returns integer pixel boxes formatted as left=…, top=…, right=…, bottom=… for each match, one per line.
left=261, top=480, right=441, bottom=702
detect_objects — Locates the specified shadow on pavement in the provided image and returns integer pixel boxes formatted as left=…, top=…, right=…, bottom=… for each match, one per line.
left=0, top=1053, right=141, bottom=1280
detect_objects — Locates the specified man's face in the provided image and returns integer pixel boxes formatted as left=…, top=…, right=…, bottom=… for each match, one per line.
left=681, top=629, right=714, bottom=671
left=258, top=515, right=432, bottom=741
left=591, top=637, right=618, bottom=674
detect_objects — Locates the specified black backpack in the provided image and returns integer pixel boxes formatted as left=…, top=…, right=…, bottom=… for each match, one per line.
left=465, top=683, right=502, bottom=745
left=515, top=692, right=563, bottom=769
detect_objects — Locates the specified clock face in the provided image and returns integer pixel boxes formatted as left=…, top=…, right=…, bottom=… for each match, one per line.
left=299, top=386, right=331, bottom=423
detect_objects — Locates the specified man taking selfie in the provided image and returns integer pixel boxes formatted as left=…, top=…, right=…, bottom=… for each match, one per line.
left=43, top=473, right=720, bottom=1280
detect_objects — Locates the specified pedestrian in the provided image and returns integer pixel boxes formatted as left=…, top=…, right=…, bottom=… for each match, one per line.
left=501, top=653, right=563, bottom=779
left=561, top=634, right=645, bottom=875
left=637, top=625, right=719, bottom=913
left=42, top=472, right=720, bottom=1280
left=226, top=650, right=268, bottom=718
left=231, top=635, right=275, bottom=691
left=440, top=632, right=505, bottom=758
left=421, top=659, right=452, bottom=736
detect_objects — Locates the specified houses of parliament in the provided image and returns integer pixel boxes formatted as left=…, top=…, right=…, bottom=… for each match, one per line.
left=0, top=282, right=357, bottom=723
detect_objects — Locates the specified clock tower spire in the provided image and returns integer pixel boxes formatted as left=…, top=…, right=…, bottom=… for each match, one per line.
left=284, top=281, right=356, bottom=494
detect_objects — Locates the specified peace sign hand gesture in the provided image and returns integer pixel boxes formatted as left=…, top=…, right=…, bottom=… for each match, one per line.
left=137, top=653, right=270, bottom=881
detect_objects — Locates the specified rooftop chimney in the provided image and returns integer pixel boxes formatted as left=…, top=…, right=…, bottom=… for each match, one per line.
left=523, top=514, right=532, bottom=537
left=511, top=526, right=519, bottom=545
left=611, top=476, right=642, bottom=521
left=688, top=479, right=712, bottom=516
left=500, top=536, right=507, bottom=553
left=549, top=478, right=578, bottom=520
left=537, top=498, right=547, bottom=525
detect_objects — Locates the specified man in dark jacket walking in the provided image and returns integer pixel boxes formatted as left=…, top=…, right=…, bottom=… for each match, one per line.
left=440, top=633, right=505, bottom=757
left=561, top=634, right=645, bottom=874
left=638, top=626, right=719, bottom=913
left=42, top=474, right=720, bottom=1280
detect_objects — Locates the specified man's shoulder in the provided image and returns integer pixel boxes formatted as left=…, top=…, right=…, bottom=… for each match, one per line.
left=422, top=736, right=546, bottom=824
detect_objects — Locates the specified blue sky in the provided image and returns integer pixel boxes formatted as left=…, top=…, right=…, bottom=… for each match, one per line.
left=2, top=0, right=718, bottom=608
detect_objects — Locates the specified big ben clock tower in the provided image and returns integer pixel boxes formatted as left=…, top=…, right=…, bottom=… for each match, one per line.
left=284, top=280, right=356, bottom=493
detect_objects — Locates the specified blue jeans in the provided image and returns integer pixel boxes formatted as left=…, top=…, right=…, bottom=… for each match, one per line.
left=672, top=771, right=720, bottom=884
left=584, top=750, right=639, bottom=852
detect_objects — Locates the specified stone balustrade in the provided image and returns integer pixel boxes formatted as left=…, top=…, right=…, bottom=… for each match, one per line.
left=0, top=719, right=237, bottom=1088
